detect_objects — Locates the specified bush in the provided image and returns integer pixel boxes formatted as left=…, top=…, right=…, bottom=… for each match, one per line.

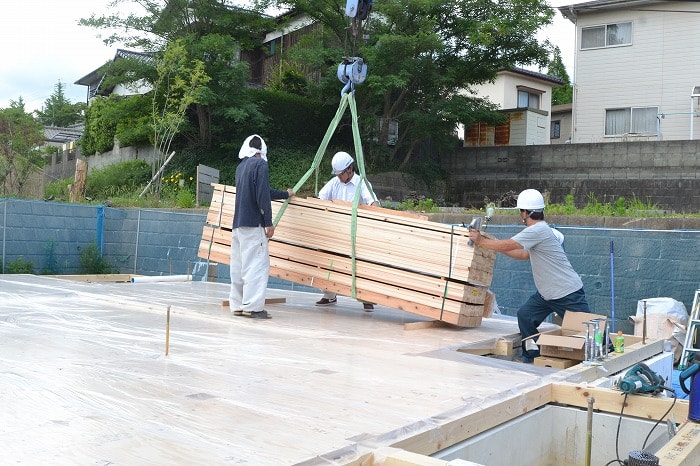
left=86, top=160, right=152, bottom=199
left=78, top=244, right=116, bottom=274
left=5, top=257, right=35, bottom=274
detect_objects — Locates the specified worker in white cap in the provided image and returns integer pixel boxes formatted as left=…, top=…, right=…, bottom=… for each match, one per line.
left=468, top=189, right=589, bottom=363
left=229, top=134, right=294, bottom=319
left=315, top=151, right=379, bottom=311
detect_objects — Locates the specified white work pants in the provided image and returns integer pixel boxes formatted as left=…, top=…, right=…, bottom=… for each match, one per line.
left=229, top=226, right=269, bottom=312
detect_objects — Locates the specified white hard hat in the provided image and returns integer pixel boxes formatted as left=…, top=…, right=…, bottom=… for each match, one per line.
left=331, top=151, right=354, bottom=175
left=516, top=189, right=545, bottom=211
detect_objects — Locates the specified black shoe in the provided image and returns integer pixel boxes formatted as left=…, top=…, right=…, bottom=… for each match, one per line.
left=249, top=310, right=271, bottom=319
left=363, top=303, right=374, bottom=312
left=316, top=297, right=337, bottom=306
left=232, top=310, right=244, bottom=316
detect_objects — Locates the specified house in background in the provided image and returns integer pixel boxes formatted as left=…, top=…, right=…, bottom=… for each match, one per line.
left=74, top=49, right=154, bottom=103
left=459, top=68, right=563, bottom=147
left=560, top=0, right=700, bottom=143
left=550, top=103, right=572, bottom=144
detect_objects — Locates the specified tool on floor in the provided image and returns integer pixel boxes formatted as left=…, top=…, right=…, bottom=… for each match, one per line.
left=466, top=216, right=482, bottom=247
left=618, top=363, right=663, bottom=395
left=678, top=353, right=700, bottom=421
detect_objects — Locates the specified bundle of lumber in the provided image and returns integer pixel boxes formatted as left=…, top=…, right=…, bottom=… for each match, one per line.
left=198, top=184, right=496, bottom=327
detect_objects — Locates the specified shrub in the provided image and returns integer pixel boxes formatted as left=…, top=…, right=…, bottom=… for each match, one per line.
left=86, top=160, right=152, bottom=199
left=6, top=257, right=35, bottom=274
left=78, top=244, right=116, bottom=274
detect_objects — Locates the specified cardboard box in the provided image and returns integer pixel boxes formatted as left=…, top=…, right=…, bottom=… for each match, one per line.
left=537, top=311, right=607, bottom=361
left=534, top=356, right=578, bottom=369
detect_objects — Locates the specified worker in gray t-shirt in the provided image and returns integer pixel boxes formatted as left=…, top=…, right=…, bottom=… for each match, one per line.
left=468, top=189, right=589, bottom=363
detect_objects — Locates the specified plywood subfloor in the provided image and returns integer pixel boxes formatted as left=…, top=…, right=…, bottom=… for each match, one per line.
left=0, top=274, right=561, bottom=465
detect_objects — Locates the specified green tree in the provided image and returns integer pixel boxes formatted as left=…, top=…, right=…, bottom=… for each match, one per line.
left=0, top=99, right=45, bottom=196
left=271, top=0, right=555, bottom=169
left=81, top=94, right=152, bottom=155
left=546, top=47, right=573, bottom=105
left=34, top=81, right=85, bottom=127
left=79, top=0, right=273, bottom=148
left=146, top=39, right=211, bottom=196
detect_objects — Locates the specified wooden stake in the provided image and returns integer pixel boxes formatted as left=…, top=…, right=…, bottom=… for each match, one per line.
left=165, top=305, right=171, bottom=356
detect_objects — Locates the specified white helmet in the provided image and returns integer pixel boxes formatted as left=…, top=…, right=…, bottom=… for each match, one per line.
left=331, top=151, right=354, bottom=175
left=516, top=189, right=545, bottom=211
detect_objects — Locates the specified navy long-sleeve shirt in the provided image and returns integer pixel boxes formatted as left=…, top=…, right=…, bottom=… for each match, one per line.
left=233, top=156, right=289, bottom=228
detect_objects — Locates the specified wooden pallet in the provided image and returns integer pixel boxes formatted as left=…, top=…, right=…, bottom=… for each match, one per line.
left=198, top=184, right=496, bottom=327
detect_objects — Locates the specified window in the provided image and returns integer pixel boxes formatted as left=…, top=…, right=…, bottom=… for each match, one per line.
left=605, top=106, right=658, bottom=136
left=581, top=22, right=632, bottom=49
left=551, top=120, right=561, bottom=139
left=517, top=90, right=540, bottom=109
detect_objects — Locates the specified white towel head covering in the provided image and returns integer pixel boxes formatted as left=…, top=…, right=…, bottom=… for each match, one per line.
left=238, top=134, right=267, bottom=161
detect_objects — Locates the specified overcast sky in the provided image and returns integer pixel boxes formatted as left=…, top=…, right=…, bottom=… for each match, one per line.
left=0, top=0, right=575, bottom=114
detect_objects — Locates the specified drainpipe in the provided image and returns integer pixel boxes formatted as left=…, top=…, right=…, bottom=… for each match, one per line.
left=96, top=205, right=105, bottom=255
left=691, top=87, right=700, bottom=139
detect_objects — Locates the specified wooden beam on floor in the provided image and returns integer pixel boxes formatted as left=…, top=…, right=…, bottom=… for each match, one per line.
left=54, top=274, right=134, bottom=283
left=457, top=333, right=520, bottom=356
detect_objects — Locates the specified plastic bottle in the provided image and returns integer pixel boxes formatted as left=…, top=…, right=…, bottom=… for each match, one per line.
left=614, top=331, right=625, bottom=353
left=594, top=328, right=603, bottom=358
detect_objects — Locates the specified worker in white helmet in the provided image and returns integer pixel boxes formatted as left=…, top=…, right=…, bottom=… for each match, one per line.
left=315, top=151, right=379, bottom=311
left=468, top=189, right=589, bottom=363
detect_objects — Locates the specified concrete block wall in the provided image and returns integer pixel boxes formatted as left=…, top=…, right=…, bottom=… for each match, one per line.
left=2, top=199, right=698, bottom=333
left=444, top=140, right=700, bottom=212
left=103, top=208, right=210, bottom=277
left=1, top=199, right=99, bottom=274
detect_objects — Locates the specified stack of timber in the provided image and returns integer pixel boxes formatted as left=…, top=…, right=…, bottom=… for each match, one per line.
left=198, top=184, right=496, bottom=327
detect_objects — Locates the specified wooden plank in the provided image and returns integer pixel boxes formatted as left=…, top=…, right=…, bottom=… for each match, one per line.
left=657, top=421, right=700, bottom=466
left=54, top=274, right=134, bottom=283
left=562, top=339, right=665, bottom=383
left=390, top=384, right=553, bottom=455
left=403, top=321, right=453, bottom=330
left=550, top=382, right=688, bottom=421
left=268, top=261, right=485, bottom=327
left=200, top=205, right=495, bottom=287
left=221, top=297, right=287, bottom=308
left=198, top=184, right=496, bottom=327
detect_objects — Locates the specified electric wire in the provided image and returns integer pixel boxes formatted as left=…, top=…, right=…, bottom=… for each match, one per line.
left=605, top=385, right=679, bottom=465
left=641, top=386, right=677, bottom=450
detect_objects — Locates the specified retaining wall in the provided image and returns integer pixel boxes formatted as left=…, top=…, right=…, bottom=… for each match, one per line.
left=1, top=199, right=698, bottom=333
left=442, top=140, right=700, bottom=212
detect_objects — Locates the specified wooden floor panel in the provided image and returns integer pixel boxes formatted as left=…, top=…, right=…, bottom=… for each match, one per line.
left=0, top=274, right=561, bottom=465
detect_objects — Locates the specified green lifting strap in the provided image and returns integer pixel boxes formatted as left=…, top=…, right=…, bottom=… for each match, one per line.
left=272, top=91, right=375, bottom=300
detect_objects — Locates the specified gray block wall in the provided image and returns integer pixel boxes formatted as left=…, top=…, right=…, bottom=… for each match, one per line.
left=443, top=140, right=700, bottom=212
left=2, top=199, right=698, bottom=333
left=487, top=224, right=699, bottom=333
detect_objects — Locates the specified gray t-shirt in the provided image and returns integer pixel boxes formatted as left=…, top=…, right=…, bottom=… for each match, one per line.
left=512, top=221, right=583, bottom=300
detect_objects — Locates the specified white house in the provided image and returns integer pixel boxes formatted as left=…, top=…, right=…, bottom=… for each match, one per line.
left=460, top=68, right=563, bottom=146
left=561, top=0, right=700, bottom=142
left=74, top=49, right=154, bottom=103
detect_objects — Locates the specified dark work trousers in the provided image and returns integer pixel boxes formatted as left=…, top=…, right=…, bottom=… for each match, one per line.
left=517, top=288, right=589, bottom=356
